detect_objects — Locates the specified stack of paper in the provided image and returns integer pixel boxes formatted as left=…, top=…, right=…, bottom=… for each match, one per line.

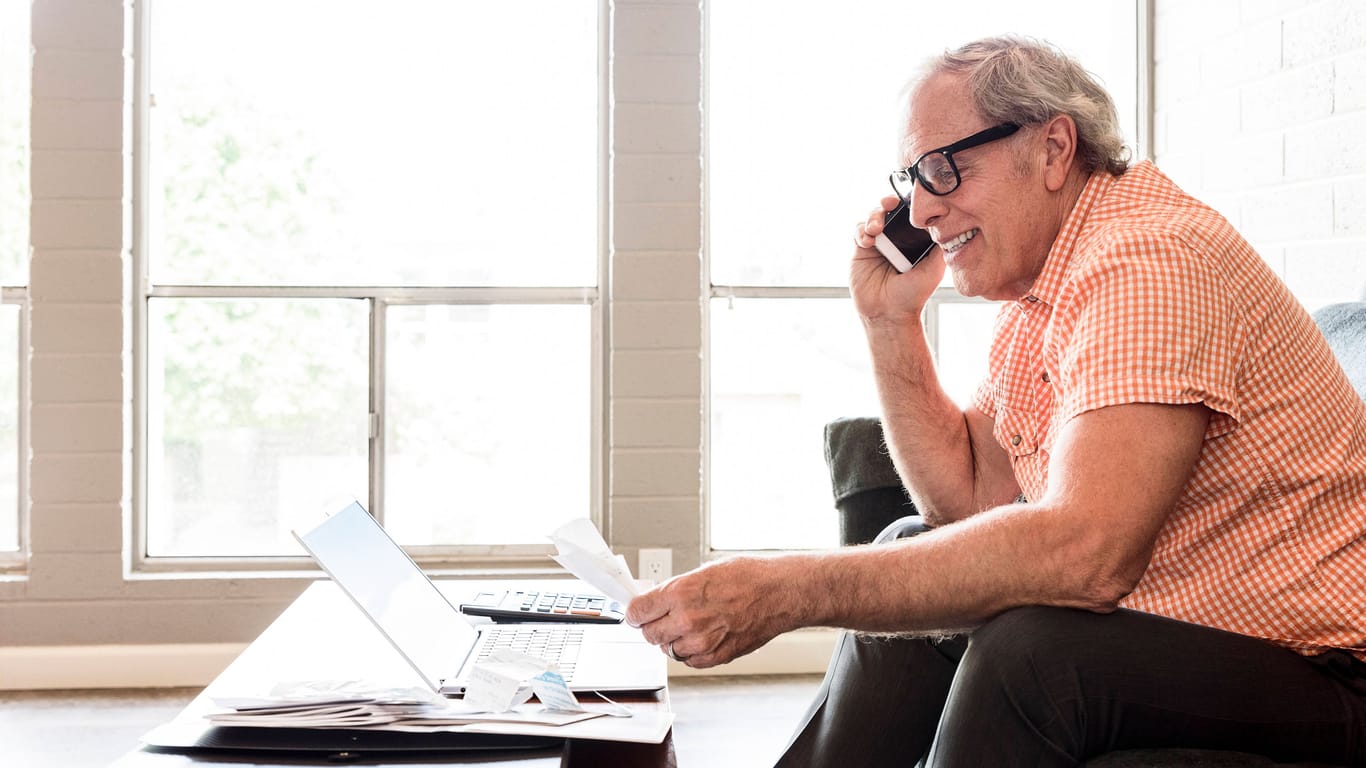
left=206, top=686, right=607, bottom=732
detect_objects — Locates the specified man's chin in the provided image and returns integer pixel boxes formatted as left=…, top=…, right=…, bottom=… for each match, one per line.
left=947, top=269, right=979, bottom=298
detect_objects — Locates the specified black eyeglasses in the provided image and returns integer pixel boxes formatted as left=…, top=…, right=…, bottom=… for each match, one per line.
left=889, top=123, right=1021, bottom=199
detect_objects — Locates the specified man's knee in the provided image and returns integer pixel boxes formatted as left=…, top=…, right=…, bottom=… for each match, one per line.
left=931, top=607, right=1099, bottom=763
left=953, top=607, right=1099, bottom=719
left=970, top=605, right=1093, bottom=656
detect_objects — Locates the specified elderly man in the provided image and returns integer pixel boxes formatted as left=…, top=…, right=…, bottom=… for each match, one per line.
left=627, top=36, right=1366, bottom=766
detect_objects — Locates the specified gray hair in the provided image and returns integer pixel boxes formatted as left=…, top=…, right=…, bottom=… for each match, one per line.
left=913, top=36, right=1130, bottom=177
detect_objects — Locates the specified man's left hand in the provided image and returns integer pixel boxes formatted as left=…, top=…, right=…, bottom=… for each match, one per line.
left=626, top=556, right=800, bottom=668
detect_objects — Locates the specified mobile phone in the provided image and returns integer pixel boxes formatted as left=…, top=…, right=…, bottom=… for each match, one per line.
left=874, top=201, right=935, bottom=272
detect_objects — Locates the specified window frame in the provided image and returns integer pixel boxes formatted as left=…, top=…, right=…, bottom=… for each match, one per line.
left=699, top=0, right=1152, bottom=559
left=0, top=290, right=28, bottom=571
left=128, top=0, right=611, bottom=573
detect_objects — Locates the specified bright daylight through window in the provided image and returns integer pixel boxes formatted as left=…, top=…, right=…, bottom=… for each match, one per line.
left=707, top=0, right=1138, bottom=550
left=0, top=0, right=29, bottom=556
left=142, top=1, right=599, bottom=557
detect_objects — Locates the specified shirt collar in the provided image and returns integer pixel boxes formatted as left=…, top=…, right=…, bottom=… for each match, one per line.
left=1019, top=165, right=1124, bottom=308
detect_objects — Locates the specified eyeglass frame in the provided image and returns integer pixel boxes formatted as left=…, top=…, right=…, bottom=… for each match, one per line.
left=889, top=122, right=1022, bottom=199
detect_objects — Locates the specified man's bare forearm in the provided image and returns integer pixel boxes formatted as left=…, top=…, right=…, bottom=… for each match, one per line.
left=863, top=317, right=1008, bottom=524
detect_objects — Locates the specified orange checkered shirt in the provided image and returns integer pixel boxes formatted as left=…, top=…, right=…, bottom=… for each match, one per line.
left=972, top=161, right=1366, bottom=661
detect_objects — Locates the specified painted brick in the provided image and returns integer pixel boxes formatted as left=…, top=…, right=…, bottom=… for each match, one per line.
left=30, top=100, right=123, bottom=151
left=615, top=54, right=700, bottom=105
left=30, top=150, right=124, bottom=200
left=24, top=552, right=126, bottom=601
left=1155, top=2, right=1242, bottom=63
left=1161, top=90, right=1240, bottom=163
left=612, top=398, right=701, bottom=448
left=613, top=4, right=700, bottom=57
left=1282, top=0, right=1366, bottom=69
left=614, top=103, right=701, bottom=155
left=612, top=301, right=701, bottom=349
left=1201, top=17, right=1283, bottom=92
left=613, top=202, right=700, bottom=252
left=31, top=354, right=124, bottom=403
left=30, top=199, right=124, bottom=249
left=30, top=250, right=125, bottom=303
left=1335, top=177, right=1366, bottom=235
left=30, top=453, right=124, bottom=504
left=607, top=497, right=701, bottom=565
left=30, top=304, right=123, bottom=354
left=31, top=0, right=125, bottom=51
left=1241, top=0, right=1316, bottom=24
left=613, top=349, right=700, bottom=398
left=28, top=503, right=122, bottom=554
left=1153, top=49, right=1203, bottom=110
left=613, top=154, right=701, bottom=205
left=1201, top=130, right=1283, bottom=193
left=1282, top=241, right=1366, bottom=310
left=610, top=449, right=700, bottom=497
left=1238, top=181, right=1334, bottom=243
left=31, top=403, right=124, bottom=453
left=1285, top=110, right=1366, bottom=179
left=613, top=252, right=702, bottom=300
left=31, top=48, right=124, bottom=101
left=1336, top=48, right=1366, bottom=112
left=1242, top=61, right=1334, bottom=133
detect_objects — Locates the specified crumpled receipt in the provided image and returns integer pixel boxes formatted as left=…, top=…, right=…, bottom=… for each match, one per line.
left=464, top=649, right=586, bottom=714
left=548, top=518, right=641, bottom=605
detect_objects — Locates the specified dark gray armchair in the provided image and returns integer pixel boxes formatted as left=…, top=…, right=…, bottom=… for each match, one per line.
left=822, top=302, right=1366, bottom=767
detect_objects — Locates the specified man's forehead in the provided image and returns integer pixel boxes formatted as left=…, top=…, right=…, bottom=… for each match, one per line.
left=899, top=74, right=982, bottom=163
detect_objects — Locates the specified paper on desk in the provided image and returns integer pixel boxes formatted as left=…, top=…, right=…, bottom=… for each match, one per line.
left=205, top=674, right=605, bottom=731
left=464, top=649, right=588, bottom=714
left=548, top=518, right=641, bottom=605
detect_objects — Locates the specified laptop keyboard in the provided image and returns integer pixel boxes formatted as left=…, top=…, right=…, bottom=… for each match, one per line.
left=478, top=625, right=585, bottom=681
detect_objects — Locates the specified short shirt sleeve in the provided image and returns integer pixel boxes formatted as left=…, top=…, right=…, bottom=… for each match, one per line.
left=1047, top=231, right=1245, bottom=437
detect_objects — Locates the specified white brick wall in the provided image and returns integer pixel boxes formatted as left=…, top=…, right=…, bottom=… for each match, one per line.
left=1153, top=0, right=1366, bottom=310
left=608, top=0, right=704, bottom=567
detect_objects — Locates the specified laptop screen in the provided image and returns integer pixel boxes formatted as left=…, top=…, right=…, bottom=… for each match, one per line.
left=293, top=501, right=479, bottom=689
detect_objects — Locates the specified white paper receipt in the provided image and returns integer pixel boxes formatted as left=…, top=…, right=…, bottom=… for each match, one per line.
left=465, top=649, right=586, bottom=714
left=547, top=518, right=641, bottom=606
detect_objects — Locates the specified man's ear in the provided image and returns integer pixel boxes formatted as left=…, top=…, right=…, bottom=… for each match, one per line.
left=1041, top=114, right=1078, bottom=192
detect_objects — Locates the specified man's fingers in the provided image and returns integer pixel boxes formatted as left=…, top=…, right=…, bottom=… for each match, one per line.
left=625, top=589, right=669, bottom=629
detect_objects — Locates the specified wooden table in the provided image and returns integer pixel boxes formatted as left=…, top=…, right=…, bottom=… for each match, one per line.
left=110, top=580, right=676, bottom=767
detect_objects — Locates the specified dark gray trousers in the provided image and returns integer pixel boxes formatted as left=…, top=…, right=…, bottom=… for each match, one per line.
left=774, top=606, right=1366, bottom=767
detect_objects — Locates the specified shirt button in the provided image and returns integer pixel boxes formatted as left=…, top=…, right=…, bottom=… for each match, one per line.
left=1041, top=372, right=1051, bottom=383
left=1011, top=435, right=1023, bottom=447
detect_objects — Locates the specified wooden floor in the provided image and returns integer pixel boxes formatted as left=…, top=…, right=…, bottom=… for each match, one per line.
left=0, top=674, right=823, bottom=767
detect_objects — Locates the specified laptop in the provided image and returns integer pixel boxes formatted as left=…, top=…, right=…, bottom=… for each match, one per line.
left=291, top=500, right=667, bottom=697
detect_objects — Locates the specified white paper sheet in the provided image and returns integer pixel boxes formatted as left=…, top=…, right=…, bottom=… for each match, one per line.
left=547, top=518, right=641, bottom=605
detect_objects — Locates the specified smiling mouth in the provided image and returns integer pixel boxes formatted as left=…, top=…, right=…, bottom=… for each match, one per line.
left=939, top=228, right=979, bottom=254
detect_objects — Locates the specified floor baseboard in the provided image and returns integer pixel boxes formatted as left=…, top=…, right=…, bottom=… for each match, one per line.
left=1, top=629, right=838, bottom=690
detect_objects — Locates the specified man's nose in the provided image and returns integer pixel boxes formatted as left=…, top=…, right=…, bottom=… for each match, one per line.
left=907, top=183, right=946, bottom=231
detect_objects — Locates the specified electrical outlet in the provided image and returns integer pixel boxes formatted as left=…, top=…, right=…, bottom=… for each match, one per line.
left=637, top=548, right=673, bottom=583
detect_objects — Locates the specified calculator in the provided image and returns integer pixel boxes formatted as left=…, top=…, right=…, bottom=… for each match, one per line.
left=458, top=589, right=627, bottom=624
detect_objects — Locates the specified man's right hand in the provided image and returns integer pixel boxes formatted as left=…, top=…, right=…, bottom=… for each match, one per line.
left=851, top=195, right=946, bottom=325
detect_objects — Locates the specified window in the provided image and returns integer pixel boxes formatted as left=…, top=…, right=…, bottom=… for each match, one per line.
left=0, top=0, right=29, bottom=559
left=706, top=1, right=1140, bottom=550
left=138, top=1, right=602, bottom=560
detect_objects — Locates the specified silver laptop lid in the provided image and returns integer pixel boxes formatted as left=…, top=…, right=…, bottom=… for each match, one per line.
left=292, top=500, right=478, bottom=692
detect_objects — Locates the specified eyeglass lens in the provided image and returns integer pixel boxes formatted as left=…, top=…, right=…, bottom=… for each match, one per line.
left=891, top=152, right=959, bottom=198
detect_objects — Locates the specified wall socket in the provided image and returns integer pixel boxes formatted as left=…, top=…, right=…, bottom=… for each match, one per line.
left=637, top=548, right=673, bottom=583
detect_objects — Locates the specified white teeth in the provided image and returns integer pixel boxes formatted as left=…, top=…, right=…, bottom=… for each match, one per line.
left=941, top=228, right=978, bottom=252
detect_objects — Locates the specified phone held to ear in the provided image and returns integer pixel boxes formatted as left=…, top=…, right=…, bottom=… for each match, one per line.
left=874, top=201, right=935, bottom=272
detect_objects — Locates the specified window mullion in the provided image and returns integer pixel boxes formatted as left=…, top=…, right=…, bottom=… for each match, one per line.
left=369, top=297, right=386, bottom=526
